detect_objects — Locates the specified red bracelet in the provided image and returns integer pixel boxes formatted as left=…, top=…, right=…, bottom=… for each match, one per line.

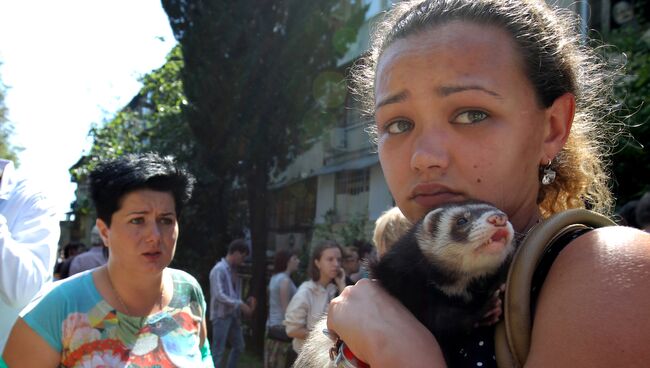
left=334, top=341, right=370, bottom=368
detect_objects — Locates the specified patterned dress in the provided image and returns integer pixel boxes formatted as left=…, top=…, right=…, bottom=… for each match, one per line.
left=22, top=268, right=213, bottom=368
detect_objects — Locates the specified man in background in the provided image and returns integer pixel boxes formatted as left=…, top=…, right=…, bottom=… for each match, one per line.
left=341, top=246, right=360, bottom=286
left=209, top=238, right=256, bottom=368
left=53, top=241, right=85, bottom=280
left=68, top=225, right=107, bottom=276
left=0, top=158, right=59, bottom=352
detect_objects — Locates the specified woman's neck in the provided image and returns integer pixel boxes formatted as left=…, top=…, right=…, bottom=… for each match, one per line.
left=317, top=275, right=332, bottom=287
left=102, top=264, right=167, bottom=316
left=510, top=203, right=543, bottom=234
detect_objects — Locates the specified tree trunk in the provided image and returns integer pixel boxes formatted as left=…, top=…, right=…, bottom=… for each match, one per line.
left=246, top=163, right=269, bottom=356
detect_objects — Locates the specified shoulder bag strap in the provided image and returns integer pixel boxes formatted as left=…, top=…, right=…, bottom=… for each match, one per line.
left=494, top=209, right=616, bottom=368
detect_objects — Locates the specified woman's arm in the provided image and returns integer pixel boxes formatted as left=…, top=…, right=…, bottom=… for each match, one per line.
left=279, top=277, right=291, bottom=314
left=2, top=318, right=60, bottom=367
left=284, top=286, right=310, bottom=340
left=526, top=226, right=650, bottom=367
left=327, top=279, right=446, bottom=368
left=287, top=326, right=309, bottom=340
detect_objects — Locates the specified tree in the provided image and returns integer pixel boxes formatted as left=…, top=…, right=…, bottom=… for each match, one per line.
left=0, top=66, right=22, bottom=163
left=161, top=0, right=366, bottom=353
left=605, top=1, right=650, bottom=205
left=70, top=46, right=234, bottom=289
left=313, top=209, right=370, bottom=247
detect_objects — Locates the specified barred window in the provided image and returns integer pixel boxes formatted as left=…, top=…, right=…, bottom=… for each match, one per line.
left=335, top=169, right=370, bottom=222
left=335, top=169, right=369, bottom=195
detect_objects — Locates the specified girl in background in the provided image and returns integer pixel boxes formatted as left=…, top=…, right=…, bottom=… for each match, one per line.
left=264, top=249, right=299, bottom=368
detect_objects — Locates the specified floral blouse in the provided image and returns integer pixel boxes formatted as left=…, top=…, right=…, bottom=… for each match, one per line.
left=22, top=268, right=212, bottom=368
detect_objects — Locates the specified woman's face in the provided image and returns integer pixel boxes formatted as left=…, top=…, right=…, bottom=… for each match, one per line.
left=98, top=189, right=178, bottom=275
left=287, top=255, right=300, bottom=273
left=315, top=247, right=342, bottom=282
left=375, top=21, right=551, bottom=231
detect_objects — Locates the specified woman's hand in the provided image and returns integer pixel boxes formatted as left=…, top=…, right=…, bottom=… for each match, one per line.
left=326, top=279, right=446, bottom=368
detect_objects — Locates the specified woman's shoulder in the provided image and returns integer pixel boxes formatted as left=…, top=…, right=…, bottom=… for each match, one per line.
left=297, top=279, right=315, bottom=288
left=168, top=268, right=201, bottom=287
left=550, top=225, right=650, bottom=279
left=23, top=271, right=96, bottom=314
left=527, top=226, right=650, bottom=366
left=292, top=280, right=317, bottom=297
left=270, top=272, right=287, bottom=284
left=167, top=268, right=204, bottom=298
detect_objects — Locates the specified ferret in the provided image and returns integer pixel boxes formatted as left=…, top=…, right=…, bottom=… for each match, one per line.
left=371, top=200, right=515, bottom=350
left=294, top=200, right=516, bottom=367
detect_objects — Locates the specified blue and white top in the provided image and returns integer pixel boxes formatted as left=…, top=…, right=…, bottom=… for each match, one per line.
left=22, top=268, right=213, bottom=368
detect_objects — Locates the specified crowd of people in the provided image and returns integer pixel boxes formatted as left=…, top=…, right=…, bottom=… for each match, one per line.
left=1, top=148, right=403, bottom=368
left=2, top=0, right=650, bottom=367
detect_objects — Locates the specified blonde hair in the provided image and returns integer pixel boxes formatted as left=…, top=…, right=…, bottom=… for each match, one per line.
left=350, top=0, right=622, bottom=217
left=373, top=207, right=413, bottom=256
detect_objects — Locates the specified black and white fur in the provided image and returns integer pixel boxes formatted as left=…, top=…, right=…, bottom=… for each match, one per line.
left=371, top=200, right=515, bottom=350
left=294, top=200, right=516, bottom=367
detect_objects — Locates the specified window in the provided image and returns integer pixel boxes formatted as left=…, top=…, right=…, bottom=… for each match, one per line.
left=335, top=169, right=370, bottom=221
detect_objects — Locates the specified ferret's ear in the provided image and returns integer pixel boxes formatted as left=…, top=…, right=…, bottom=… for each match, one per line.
left=422, top=207, right=445, bottom=231
left=541, top=92, right=574, bottom=162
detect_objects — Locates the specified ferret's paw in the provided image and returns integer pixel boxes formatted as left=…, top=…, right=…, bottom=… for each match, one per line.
left=475, top=288, right=504, bottom=327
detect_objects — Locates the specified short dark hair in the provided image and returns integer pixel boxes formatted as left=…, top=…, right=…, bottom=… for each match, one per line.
left=64, top=242, right=86, bottom=258
left=308, top=240, right=342, bottom=282
left=89, top=152, right=195, bottom=226
left=228, top=238, right=250, bottom=255
left=353, top=240, right=374, bottom=259
left=342, top=246, right=359, bottom=261
left=273, top=249, right=295, bottom=274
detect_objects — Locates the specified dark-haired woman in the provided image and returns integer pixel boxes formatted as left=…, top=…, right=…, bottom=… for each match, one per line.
left=3, top=153, right=213, bottom=367
left=264, top=250, right=299, bottom=368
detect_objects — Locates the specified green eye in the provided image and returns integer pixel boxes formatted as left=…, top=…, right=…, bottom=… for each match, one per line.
left=385, top=119, right=413, bottom=134
left=454, top=110, right=488, bottom=124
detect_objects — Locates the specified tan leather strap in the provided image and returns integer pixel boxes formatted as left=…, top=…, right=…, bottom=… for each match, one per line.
left=494, top=209, right=616, bottom=368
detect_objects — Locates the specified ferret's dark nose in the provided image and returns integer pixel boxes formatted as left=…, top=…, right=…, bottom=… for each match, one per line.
left=487, top=213, right=507, bottom=226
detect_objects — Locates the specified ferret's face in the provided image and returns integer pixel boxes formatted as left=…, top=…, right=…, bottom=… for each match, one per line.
left=416, top=201, right=515, bottom=276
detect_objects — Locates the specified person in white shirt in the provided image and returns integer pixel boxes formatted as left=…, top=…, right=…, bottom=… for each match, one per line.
left=0, top=158, right=59, bottom=352
left=284, top=240, right=345, bottom=354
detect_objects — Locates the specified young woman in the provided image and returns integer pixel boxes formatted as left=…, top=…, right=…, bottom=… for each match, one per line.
left=325, top=0, right=650, bottom=367
left=264, top=249, right=300, bottom=368
left=3, top=153, right=212, bottom=367
left=284, top=240, right=345, bottom=355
